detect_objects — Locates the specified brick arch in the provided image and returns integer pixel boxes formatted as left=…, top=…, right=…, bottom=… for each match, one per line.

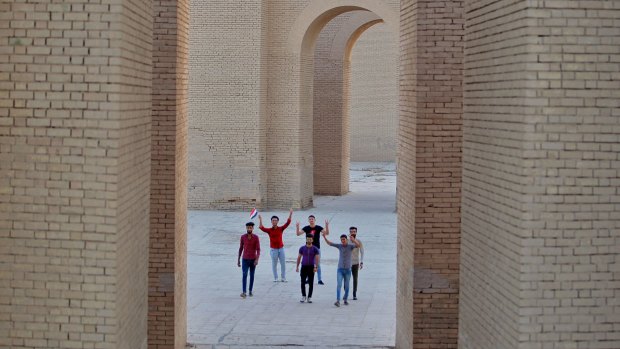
left=312, top=13, right=393, bottom=195
left=287, top=1, right=398, bottom=55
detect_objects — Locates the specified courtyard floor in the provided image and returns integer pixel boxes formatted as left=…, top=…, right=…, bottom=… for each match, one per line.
left=187, top=162, right=397, bottom=349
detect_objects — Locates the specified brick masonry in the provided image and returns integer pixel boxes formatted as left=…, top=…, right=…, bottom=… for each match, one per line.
left=398, top=1, right=464, bottom=348
left=187, top=0, right=268, bottom=210
left=0, top=0, right=152, bottom=348
left=350, top=23, right=399, bottom=162
left=188, top=1, right=399, bottom=208
left=2, top=0, right=620, bottom=348
left=312, top=12, right=398, bottom=195
left=313, top=12, right=352, bottom=196
left=150, top=0, right=188, bottom=348
left=460, top=1, right=620, bottom=348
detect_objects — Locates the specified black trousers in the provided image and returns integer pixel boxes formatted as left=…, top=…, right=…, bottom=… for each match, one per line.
left=300, top=265, right=315, bottom=297
left=352, top=263, right=360, bottom=297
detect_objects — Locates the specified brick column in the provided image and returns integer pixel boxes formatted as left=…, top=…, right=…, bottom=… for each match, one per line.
left=313, top=14, right=350, bottom=195
left=460, top=1, right=620, bottom=348
left=0, top=1, right=152, bottom=348
left=397, top=0, right=464, bottom=348
left=149, top=0, right=189, bottom=348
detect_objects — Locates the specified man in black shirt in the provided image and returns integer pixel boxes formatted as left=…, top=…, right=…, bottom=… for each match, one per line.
left=296, top=215, right=330, bottom=284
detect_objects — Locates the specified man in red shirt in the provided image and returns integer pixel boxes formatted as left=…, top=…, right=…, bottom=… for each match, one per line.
left=238, top=222, right=260, bottom=298
left=258, top=208, right=293, bottom=282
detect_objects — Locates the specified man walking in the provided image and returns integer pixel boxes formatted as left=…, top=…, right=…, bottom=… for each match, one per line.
left=322, top=232, right=360, bottom=307
left=295, top=234, right=320, bottom=303
left=296, top=215, right=329, bottom=284
left=258, top=208, right=293, bottom=282
left=237, top=222, right=260, bottom=298
left=349, top=227, right=364, bottom=300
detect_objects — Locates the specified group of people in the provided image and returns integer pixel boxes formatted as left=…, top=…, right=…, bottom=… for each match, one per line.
left=237, top=209, right=365, bottom=307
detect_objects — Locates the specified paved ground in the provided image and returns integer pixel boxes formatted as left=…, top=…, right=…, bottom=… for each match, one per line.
left=187, top=162, right=397, bottom=348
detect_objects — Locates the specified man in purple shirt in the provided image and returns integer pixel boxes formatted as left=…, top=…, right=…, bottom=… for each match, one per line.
left=238, top=222, right=260, bottom=298
left=295, top=234, right=320, bottom=303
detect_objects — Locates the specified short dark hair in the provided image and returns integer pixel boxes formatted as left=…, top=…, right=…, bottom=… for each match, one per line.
left=340, top=234, right=347, bottom=239
left=246, top=222, right=255, bottom=227
left=305, top=234, right=313, bottom=239
left=349, top=226, right=357, bottom=231
left=271, top=215, right=279, bottom=221
left=308, top=215, right=315, bottom=219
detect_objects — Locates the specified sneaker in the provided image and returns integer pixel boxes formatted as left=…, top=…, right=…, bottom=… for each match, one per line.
left=273, top=279, right=279, bottom=282
left=344, top=300, right=349, bottom=305
left=307, top=297, right=312, bottom=303
left=353, top=296, right=357, bottom=300
left=300, top=296, right=306, bottom=303
left=249, top=292, right=253, bottom=297
left=240, top=293, right=246, bottom=298
left=318, top=280, right=324, bottom=285
left=281, top=278, right=287, bottom=282
left=334, top=301, right=340, bottom=307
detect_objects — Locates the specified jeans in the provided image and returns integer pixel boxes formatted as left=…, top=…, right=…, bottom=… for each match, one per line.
left=300, top=265, right=315, bottom=297
left=270, top=248, right=286, bottom=280
left=336, top=267, right=351, bottom=301
left=241, top=258, right=256, bottom=293
left=351, top=264, right=359, bottom=297
left=317, top=248, right=322, bottom=281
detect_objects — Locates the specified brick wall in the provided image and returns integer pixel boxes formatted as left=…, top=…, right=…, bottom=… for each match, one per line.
left=188, top=0, right=267, bottom=210
left=396, top=1, right=418, bottom=346
left=187, top=1, right=398, bottom=208
left=267, top=1, right=399, bottom=208
left=459, top=1, right=531, bottom=346
left=398, top=0, right=464, bottom=348
left=0, top=0, right=152, bottom=348
left=461, top=1, right=620, bottom=348
left=149, top=0, right=188, bottom=348
left=350, top=23, right=398, bottom=162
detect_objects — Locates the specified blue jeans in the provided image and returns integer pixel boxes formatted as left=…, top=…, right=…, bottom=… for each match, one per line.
left=317, top=248, right=322, bottom=281
left=241, top=258, right=256, bottom=293
left=336, top=268, right=351, bottom=301
left=270, top=248, right=286, bottom=280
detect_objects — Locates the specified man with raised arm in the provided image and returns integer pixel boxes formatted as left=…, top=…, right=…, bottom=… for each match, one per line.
left=349, top=226, right=364, bottom=300
left=296, top=215, right=329, bottom=285
left=322, top=232, right=360, bottom=307
left=258, top=208, right=293, bottom=282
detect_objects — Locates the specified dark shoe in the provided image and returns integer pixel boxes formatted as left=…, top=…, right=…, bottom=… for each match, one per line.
left=249, top=291, right=253, bottom=297
left=353, top=296, right=357, bottom=300
left=334, top=301, right=340, bottom=307
left=344, top=300, right=349, bottom=305
left=318, top=280, right=324, bottom=285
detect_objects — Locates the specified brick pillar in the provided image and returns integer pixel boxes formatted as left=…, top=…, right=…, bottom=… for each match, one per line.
left=397, top=0, right=464, bottom=348
left=313, top=14, right=350, bottom=195
left=149, top=0, right=189, bottom=348
left=460, top=1, right=620, bottom=348
left=0, top=1, right=152, bottom=348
